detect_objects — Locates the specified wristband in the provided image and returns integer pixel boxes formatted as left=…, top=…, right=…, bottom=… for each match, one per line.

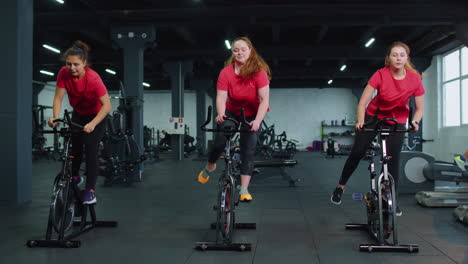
left=412, top=120, right=419, bottom=125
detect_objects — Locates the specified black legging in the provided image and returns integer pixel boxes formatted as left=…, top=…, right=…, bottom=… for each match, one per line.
left=338, top=114, right=405, bottom=189
left=71, top=112, right=107, bottom=190
left=208, top=110, right=258, bottom=176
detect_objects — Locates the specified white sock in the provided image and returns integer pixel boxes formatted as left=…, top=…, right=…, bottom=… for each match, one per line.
left=239, top=186, right=249, bottom=195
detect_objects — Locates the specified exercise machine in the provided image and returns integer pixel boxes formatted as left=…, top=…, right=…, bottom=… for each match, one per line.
left=415, top=160, right=468, bottom=207
left=345, top=117, right=418, bottom=253
left=195, top=106, right=255, bottom=251
left=27, top=110, right=117, bottom=248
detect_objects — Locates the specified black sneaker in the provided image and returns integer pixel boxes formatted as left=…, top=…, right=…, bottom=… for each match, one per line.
left=396, top=206, right=402, bottom=216
left=331, top=187, right=344, bottom=205
left=83, top=189, right=97, bottom=205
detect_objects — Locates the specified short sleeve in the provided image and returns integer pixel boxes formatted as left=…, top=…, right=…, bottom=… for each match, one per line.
left=255, top=70, right=270, bottom=89
left=56, top=67, right=67, bottom=88
left=216, top=69, right=229, bottom=91
left=91, top=73, right=107, bottom=97
left=413, top=79, right=425, bottom=97
left=368, top=70, right=382, bottom=90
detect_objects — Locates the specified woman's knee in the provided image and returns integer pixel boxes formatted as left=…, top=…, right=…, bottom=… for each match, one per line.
left=240, top=161, right=254, bottom=176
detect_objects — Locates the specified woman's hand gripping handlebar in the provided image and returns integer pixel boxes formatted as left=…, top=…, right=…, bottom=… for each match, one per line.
left=200, top=106, right=252, bottom=133
left=361, top=108, right=415, bottom=133
left=45, top=110, right=83, bottom=135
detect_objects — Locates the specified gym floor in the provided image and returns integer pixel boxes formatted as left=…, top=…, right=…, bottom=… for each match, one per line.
left=1, top=152, right=467, bottom=264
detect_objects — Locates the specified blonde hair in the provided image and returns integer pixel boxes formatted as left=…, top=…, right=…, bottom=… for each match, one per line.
left=384, top=41, right=420, bottom=77
left=224, top=37, right=272, bottom=80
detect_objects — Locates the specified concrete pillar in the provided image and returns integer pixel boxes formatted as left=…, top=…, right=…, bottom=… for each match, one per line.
left=163, top=62, right=193, bottom=160
left=192, top=79, right=212, bottom=154
left=111, top=25, right=155, bottom=153
left=0, top=0, right=33, bottom=205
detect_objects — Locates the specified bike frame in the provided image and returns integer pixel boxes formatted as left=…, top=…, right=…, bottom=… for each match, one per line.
left=346, top=115, right=418, bottom=253
left=195, top=106, right=256, bottom=251
left=27, top=110, right=117, bottom=248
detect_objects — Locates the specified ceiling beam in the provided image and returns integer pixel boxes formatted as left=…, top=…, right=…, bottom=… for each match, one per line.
left=412, top=26, right=455, bottom=55
left=272, top=24, right=280, bottom=43
left=315, top=25, right=328, bottom=44
left=36, top=3, right=467, bottom=27
left=174, top=26, right=196, bottom=45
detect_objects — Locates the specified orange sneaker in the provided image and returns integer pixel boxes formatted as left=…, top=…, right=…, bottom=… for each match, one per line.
left=239, top=193, right=253, bottom=202
left=197, top=168, right=212, bottom=184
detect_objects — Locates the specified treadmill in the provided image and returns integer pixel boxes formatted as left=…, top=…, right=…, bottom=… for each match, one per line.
left=454, top=205, right=468, bottom=225
left=415, top=161, right=468, bottom=207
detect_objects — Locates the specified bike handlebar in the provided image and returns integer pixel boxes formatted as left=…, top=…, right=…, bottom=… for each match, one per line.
left=200, top=106, right=252, bottom=133
left=41, top=110, right=84, bottom=134
left=361, top=107, right=414, bottom=133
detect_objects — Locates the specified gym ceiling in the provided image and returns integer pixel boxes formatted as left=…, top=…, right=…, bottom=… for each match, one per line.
left=34, top=0, right=468, bottom=91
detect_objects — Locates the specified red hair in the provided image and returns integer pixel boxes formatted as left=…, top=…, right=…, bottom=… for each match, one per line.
left=225, top=37, right=272, bottom=80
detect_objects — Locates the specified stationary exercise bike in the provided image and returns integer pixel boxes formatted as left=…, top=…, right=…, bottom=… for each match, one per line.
left=195, top=106, right=256, bottom=251
left=27, top=110, right=117, bottom=248
left=345, top=115, right=419, bottom=253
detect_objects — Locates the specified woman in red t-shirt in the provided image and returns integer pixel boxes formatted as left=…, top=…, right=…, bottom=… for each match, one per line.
left=331, top=41, right=425, bottom=215
left=198, top=37, right=271, bottom=202
left=47, top=41, right=111, bottom=205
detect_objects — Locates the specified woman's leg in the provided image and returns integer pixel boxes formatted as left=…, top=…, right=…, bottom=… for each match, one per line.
left=71, top=113, right=85, bottom=179
left=83, top=117, right=107, bottom=190
left=331, top=115, right=377, bottom=205
left=239, top=130, right=258, bottom=187
left=206, top=110, right=237, bottom=171
left=238, top=115, right=258, bottom=201
left=338, top=129, right=377, bottom=187
left=385, top=125, right=405, bottom=192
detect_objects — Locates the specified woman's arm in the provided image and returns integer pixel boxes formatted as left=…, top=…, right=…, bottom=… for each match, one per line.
left=48, top=87, right=66, bottom=127
left=215, top=90, right=228, bottom=124
left=355, top=84, right=375, bottom=130
left=411, top=95, right=424, bottom=132
left=83, top=93, right=111, bottom=133
left=251, top=85, right=270, bottom=131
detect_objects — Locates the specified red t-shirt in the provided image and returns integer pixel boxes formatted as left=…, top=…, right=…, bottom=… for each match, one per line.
left=56, top=66, right=108, bottom=115
left=217, top=64, right=270, bottom=117
left=366, top=67, right=425, bottom=123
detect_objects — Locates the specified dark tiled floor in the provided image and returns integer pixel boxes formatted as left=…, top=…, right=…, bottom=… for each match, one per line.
left=1, top=152, right=467, bottom=264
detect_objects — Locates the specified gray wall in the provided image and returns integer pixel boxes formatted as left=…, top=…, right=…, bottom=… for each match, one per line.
left=37, top=87, right=357, bottom=150
left=36, top=83, right=71, bottom=147
left=266, top=88, right=357, bottom=148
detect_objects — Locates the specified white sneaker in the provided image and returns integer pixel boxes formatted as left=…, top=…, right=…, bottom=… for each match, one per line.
left=454, top=156, right=466, bottom=171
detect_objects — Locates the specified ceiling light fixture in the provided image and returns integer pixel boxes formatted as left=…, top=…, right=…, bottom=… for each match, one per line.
left=365, top=38, right=375, bottom=48
left=340, top=65, right=347, bottom=71
left=105, top=69, right=116, bottom=75
left=40, top=70, right=54, bottom=76
left=55, top=0, right=64, bottom=4
left=42, top=44, right=61, bottom=54
left=224, top=40, right=231, bottom=50
left=328, top=79, right=333, bottom=85
left=143, top=82, right=150, bottom=87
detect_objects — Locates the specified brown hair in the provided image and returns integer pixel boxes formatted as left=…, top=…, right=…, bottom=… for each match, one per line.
left=224, top=37, right=272, bottom=80
left=62, top=40, right=91, bottom=65
left=384, top=41, right=420, bottom=77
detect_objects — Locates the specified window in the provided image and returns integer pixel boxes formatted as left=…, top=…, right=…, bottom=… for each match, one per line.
left=463, top=78, right=468, bottom=124
left=442, top=46, right=468, bottom=127
left=462, top=47, right=468, bottom=76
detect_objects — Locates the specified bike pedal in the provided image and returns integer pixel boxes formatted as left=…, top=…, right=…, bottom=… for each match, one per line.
left=352, top=192, right=363, bottom=200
